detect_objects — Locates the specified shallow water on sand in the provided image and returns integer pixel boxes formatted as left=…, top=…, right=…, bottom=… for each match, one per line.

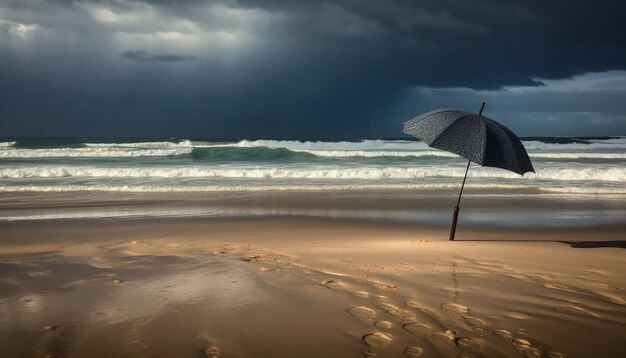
left=0, top=249, right=373, bottom=357
left=2, top=190, right=626, bottom=228
left=0, top=254, right=265, bottom=356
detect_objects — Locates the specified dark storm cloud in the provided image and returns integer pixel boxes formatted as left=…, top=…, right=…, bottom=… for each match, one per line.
left=0, top=0, right=625, bottom=138
left=121, top=50, right=198, bottom=62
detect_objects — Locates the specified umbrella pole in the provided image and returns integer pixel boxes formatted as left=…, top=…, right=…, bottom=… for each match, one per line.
left=449, top=102, right=484, bottom=241
left=449, top=159, right=471, bottom=241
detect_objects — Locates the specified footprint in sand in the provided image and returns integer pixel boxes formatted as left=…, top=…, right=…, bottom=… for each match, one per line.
left=374, top=321, right=392, bottom=329
left=363, top=332, right=393, bottom=348
left=440, top=303, right=469, bottom=315
left=45, top=324, right=60, bottom=331
left=240, top=255, right=262, bottom=262
left=320, top=280, right=346, bottom=291
left=555, top=305, right=598, bottom=318
left=462, top=316, right=486, bottom=331
left=505, top=311, right=533, bottom=320
left=404, top=346, right=424, bottom=357
left=512, top=337, right=532, bottom=351
left=493, top=329, right=513, bottom=341
left=599, top=292, right=626, bottom=305
left=355, top=291, right=370, bottom=298
left=204, top=346, right=220, bottom=358
left=424, top=330, right=459, bottom=357
left=455, top=337, right=485, bottom=354
left=347, top=306, right=376, bottom=319
left=402, top=322, right=431, bottom=336
left=544, top=283, right=576, bottom=293
left=406, top=299, right=425, bottom=310
left=375, top=302, right=417, bottom=322
left=546, top=351, right=567, bottom=358
left=602, top=284, right=619, bottom=293
left=526, top=347, right=548, bottom=357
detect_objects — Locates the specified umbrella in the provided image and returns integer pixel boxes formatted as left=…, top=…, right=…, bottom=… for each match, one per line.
left=403, top=102, right=534, bottom=240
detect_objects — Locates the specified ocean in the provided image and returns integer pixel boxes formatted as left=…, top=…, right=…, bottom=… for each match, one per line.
left=1, top=137, right=625, bottom=225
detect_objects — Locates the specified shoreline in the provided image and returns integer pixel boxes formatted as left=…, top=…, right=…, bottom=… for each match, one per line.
left=2, top=190, right=626, bottom=228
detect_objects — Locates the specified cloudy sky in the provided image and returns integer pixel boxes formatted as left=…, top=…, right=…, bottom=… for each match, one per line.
left=1, top=0, right=625, bottom=139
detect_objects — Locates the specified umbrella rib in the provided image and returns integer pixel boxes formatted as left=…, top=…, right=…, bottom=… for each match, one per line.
left=430, top=113, right=476, bottom=159
left=490, top=122, right=522, bottom=175
left=406, top=110, right=468, bottom=127
left=480, top=120, right=488, bottom=166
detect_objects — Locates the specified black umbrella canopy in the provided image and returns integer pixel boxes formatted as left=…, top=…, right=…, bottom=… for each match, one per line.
left=403, top=108, right=534, bottom=175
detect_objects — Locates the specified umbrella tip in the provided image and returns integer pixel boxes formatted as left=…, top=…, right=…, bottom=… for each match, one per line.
left=478, top=102, right=485, bottom=115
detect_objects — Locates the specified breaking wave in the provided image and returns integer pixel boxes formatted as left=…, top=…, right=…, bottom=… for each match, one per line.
left=2, top=138, right=625, bottom=160
left=1, top=183, right=624, bottom=195
left=2, top=165, right=625, bottom=182
left=83, top=140, right=192, bottom=148
left=0, top=147, right=193, bottom=158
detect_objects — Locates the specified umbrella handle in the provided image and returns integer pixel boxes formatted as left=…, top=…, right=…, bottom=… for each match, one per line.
left=449, top=206, right=460, bottom=241
left=451, top=159, right=471, bottom=241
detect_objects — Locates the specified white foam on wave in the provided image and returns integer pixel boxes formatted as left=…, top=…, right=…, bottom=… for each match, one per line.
left=273, top=148, right=626, bottom=160
left=2, top=165, right=625, bottom=182
left=529, top=152, right=626, bottom=159
left=523, top=137, right=626, bottom=151
left=209, top=139, right=430, bottom=151
left=83, top=140, right=192, bottom=148
left=206, top=138, right=626, bottom=151
left=529, top=167, right=626, bottom=182
left=1, top=183, right=625, bottom=195
left=205, top=139, right=626, bottom=160
left=3, top=138, right=625, bottom=160
left=293, top=149, right=458, bottom=158
left=0, top=147, right=193, bottom=158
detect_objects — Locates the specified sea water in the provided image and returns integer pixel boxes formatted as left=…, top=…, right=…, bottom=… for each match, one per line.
left=1, top=137, right=625, bottom=193
left=1, top=137, right=625, bottom=225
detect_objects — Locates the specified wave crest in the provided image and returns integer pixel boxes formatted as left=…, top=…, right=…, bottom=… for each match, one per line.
left=2, top=165, right=625, bottom=182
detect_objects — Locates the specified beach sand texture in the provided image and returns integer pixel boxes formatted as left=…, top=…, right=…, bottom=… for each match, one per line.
left=1, top=214, right=625, bottom=358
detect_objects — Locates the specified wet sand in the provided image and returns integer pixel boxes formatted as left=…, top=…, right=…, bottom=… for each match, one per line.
left=1, top=214, right=625, bottom=357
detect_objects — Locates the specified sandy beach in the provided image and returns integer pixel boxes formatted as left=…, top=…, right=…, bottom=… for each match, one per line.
left=1, top=192, right=625, bottom=357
